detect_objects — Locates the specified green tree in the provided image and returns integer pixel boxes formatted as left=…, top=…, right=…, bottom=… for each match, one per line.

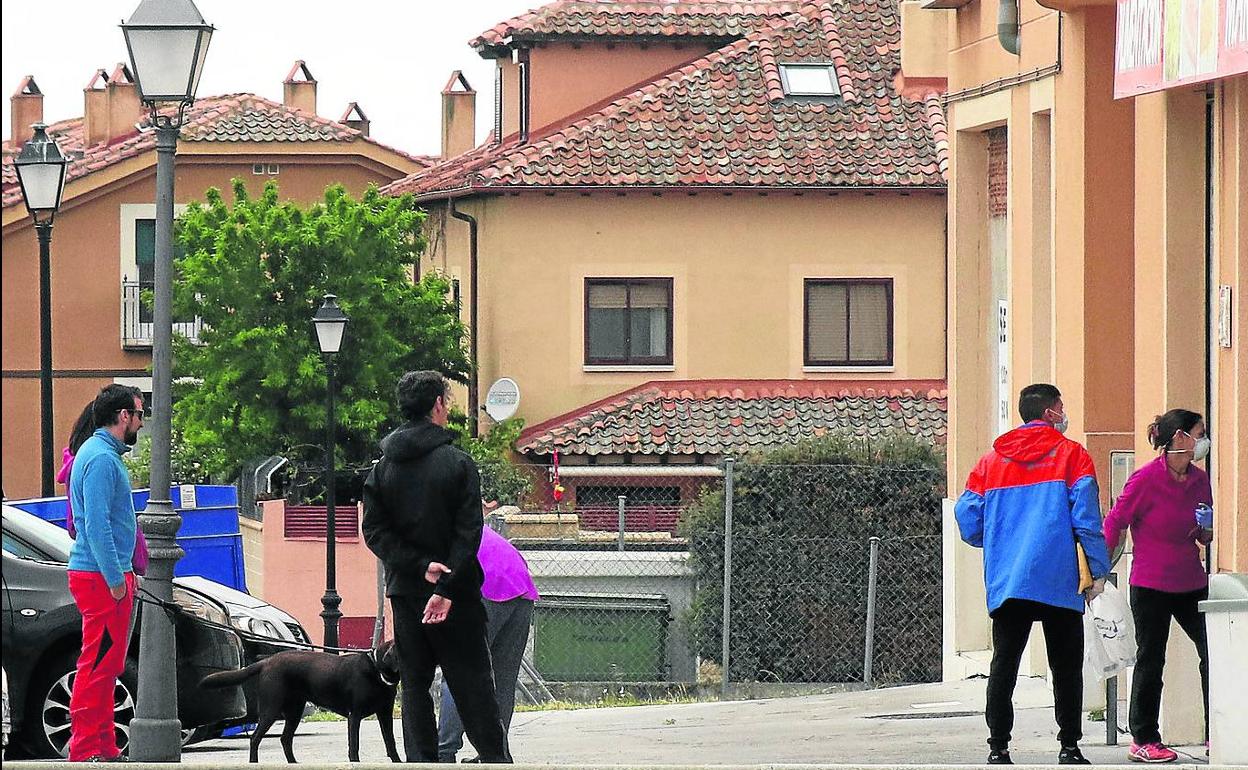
left=448, top=414, right=534, bottom=506
left=171, top=180, right=470, bottom=498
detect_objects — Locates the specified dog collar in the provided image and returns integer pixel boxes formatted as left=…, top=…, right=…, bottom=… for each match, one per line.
left=370, top=648, right=400, bottom=687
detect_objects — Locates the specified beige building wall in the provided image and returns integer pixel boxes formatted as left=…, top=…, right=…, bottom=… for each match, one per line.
left=424, top=191, right=947, bottom=431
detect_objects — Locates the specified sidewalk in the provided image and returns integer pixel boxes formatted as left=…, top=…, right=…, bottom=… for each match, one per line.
left=7, top=677, right=1218, bottom=767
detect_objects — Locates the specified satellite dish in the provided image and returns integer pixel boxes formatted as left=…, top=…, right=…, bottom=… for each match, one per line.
left=484, top=377, right=520, bottom=421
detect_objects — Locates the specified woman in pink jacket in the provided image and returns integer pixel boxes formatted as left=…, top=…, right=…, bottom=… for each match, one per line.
left=1103, top=409, right=1213, bottom=764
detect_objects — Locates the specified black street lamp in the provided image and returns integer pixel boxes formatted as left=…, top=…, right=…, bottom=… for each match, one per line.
left=121, top=0, right=213, bottom=761
left=313, top=294, right=349, bottom=649
left=13, top=123, right=68, bottom=499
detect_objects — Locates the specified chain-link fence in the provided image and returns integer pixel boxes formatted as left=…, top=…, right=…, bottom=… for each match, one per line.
left=490, top=459, right=944, bottom=691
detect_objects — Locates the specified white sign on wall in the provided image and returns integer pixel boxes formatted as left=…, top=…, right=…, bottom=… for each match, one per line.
left=484, top=378, right=520, bottom=421
left=179, top=484, right=197, bottom=510
left=1218, top=284, right=1233, bottom=348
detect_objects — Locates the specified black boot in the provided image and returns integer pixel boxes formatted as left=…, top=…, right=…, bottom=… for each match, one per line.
left=988, top=748, right=1013, bottom=764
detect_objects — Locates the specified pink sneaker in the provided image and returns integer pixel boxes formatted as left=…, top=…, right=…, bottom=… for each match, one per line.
left=1129, top=742, right=1178, bottom=763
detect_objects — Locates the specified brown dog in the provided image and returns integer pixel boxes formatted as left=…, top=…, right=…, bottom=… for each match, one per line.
left=200, top=640, right=402, bottom=763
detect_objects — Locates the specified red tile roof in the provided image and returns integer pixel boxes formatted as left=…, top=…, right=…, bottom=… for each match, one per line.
left=387, top=0, right=947, bottom=199
left=2, top=93, right=433, bottom=209
left=471, top=1, right=799, bottom=49
left=516, top=379, right=948, bottom=456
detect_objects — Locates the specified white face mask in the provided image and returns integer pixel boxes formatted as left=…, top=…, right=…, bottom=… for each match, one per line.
left=1166, top=430, right=1211, bottom=462
left=1046, top=407, right=1069, bottom=434
left=1192, top=437, right=1211, bottom=462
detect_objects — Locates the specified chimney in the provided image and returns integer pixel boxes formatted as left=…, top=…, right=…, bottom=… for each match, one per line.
left=339, top=102, right=370, bottom=136
left=283, top=61, right=317, bottom=115
left=106, top=64, right=144, bottom=142
left=83, top=69, right=111, bottom=146
left=441, top=71, right=476, bottom=160
left=10, top=76, right=44, bottom=146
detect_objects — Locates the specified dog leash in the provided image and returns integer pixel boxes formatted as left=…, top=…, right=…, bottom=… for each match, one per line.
left=134, top=586, right=367, bottom=654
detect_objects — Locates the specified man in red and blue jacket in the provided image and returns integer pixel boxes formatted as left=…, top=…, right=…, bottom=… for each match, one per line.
left=956, top=383, right=1111, bottom=766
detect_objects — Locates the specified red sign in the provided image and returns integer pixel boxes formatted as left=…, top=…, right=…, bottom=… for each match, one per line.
left=1115, top=0, right=1248, bottom=98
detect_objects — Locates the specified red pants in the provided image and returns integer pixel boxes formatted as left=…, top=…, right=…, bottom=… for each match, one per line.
left=67, top=571, right=135, bottom=761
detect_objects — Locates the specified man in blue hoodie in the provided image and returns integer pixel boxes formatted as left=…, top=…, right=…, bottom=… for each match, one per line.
left=955, top=383, right=1111, bottom=766
left=66, top=384, right=145, bottom=762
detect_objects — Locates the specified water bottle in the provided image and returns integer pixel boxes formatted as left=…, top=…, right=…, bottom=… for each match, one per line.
left=1195, top=503, right=1214, bottom=530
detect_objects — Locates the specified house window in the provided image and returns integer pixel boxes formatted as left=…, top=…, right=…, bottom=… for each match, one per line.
left=585, top=278, right=673, bottom=365
left=576, top=485, right=681, bottom=507
left=779, top=64, right=841, bottom=97
left=804, top=279, right=893, bottom=366
left=252, top=163, right=265, bottom=175
left=133, top=218, right=187, bottom=324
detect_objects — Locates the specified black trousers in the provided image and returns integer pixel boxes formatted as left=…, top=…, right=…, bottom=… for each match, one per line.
left=986, top=599, right=1085, bottom=750
left=1129, top=585, right=1209, bottom=745
left=392, top=592, right=512, bottom=763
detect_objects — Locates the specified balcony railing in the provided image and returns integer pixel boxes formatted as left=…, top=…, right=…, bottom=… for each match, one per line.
left=121, top=281, right=204, bottom=349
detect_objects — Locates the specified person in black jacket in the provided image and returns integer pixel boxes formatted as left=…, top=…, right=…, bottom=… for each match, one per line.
left=363, top=371, right=511, bottom=763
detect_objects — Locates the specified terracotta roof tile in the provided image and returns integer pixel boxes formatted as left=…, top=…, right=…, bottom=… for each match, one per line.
left=2, top=93, right=433, bottom=209
left=471, top=0, right=799, bottom=48
left=517, top=378, right=948, bottom=455
left=388, top=0, right=947, bottom=198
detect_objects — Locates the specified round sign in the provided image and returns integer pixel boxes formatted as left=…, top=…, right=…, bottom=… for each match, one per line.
left=484, top=377, right=520, bottom=421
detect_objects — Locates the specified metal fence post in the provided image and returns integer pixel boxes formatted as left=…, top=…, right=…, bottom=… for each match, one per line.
left=864, top=535, right=881, bottom=687
left=1106, top=571, right=1119, bottom=745
left=617, top=495, right=627, bottom=552
left=721, top=458, right=735, bottom=700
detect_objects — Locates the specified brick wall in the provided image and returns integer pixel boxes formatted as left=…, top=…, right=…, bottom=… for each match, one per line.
left=987, top=127, right=1008, bottom=218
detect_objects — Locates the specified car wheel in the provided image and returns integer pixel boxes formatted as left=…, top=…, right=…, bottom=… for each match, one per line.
left=23, top=653, right=137, bottom=759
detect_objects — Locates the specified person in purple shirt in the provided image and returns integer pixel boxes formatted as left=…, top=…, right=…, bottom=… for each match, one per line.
left=438, top=505, right=539, bottom=763
left=1104, top=408, right=1214, bottom=764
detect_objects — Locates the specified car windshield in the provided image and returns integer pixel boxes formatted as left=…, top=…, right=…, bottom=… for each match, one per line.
left=1, top=505, right=73, bottom=563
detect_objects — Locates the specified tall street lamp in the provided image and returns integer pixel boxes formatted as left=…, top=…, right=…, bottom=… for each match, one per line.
left=313, top=294, right=349, bottom=649
left=121, top=0, right=213, bottom=761
left=13, top=124, right=68, bottom=498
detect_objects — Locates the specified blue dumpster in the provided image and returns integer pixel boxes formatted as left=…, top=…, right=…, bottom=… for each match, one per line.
left=8, top=484, right=247, bottom=593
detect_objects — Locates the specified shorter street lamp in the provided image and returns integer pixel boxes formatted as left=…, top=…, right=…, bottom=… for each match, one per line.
left=314, top=294, right=349, bottom=649
left=14, top=123, right=69, bottom=498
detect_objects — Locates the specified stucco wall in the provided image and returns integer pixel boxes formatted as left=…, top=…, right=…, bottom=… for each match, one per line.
left=427, top=191, right=947, bottom=431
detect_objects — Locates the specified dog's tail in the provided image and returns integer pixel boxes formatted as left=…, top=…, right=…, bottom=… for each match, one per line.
left=199, top=663, right=264, bottom=689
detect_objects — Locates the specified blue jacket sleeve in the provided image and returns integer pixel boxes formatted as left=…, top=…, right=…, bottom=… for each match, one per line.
left=78, top=455, right=126, bottom=589
left=1070, top=475, right=1111, bottom=579
left=954, top=460, right=987, bottom=547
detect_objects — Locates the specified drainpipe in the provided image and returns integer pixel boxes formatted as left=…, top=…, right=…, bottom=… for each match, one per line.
left=450, top=200, right=480, bottom=437
left=998, top=0, right=1020, bottom=55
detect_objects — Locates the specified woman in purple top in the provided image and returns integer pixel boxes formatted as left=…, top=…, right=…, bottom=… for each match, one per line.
left=438, top=511, right=539, bottom=762
left=1104, top=409, right=1213, bottom=764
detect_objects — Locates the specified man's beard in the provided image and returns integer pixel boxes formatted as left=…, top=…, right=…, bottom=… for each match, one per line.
left=125, top=428, right=140, bottom=446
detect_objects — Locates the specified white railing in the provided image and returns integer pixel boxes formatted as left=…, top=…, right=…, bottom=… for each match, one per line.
left=121, top=281, right=204, bottom=348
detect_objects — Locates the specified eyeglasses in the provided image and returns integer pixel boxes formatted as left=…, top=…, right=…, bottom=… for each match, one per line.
left=120, top=408, right=149, bottom=420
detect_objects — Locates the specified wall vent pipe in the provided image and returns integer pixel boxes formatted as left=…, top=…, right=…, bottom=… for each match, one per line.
left=998, top=0, right=1020, bottom=55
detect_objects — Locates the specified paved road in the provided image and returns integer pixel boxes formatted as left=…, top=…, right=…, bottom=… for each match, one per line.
left=179, top=678, right=1209, bottom=766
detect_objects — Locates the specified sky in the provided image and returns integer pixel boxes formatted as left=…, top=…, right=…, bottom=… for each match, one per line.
left=1, top=1, right=539, bottom=155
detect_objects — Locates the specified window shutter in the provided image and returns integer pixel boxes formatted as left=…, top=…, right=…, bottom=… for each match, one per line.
left=807, top=282, right=848, bottom=363
left=848, top=283, right=890, bottom=362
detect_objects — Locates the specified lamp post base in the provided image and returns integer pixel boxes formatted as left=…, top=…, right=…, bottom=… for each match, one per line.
left=321, top=590, right=343, bottom=650
left=128, top=717, right=183, bottom=761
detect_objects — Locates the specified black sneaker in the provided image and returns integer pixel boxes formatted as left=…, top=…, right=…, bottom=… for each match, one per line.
left=1059, top=745, right=1092, bottom=765
left=988, top=748, right=1013, bottom=764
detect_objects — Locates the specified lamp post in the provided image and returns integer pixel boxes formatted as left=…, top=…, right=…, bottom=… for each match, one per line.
left=13, top=124, right=68, bottom=498
left=313, top=294, right=349, bottom=649
left=121, top=0, right=213, bottom=761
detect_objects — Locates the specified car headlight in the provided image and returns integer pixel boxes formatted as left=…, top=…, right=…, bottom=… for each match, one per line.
left=229, top=614, right=283, bottom=640
left=171, top=586, right=230, bottom=627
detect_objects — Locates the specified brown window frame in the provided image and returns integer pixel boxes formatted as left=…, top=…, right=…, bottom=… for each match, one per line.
left=803, top=278, right=894, bottom=367
left=584, top=278, right=674, bottom=366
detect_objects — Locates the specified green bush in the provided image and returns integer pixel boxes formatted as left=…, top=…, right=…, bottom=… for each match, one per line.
left=449, top=414, right=534, bottom=506
left=683, top=433, right=946, bottom=684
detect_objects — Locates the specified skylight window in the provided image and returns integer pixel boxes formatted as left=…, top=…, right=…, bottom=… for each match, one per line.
left=780, top=63, right=841, bottom=97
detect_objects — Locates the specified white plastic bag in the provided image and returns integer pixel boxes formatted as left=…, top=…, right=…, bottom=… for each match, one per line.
left=1083, top=582, right=1136, bottom=681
